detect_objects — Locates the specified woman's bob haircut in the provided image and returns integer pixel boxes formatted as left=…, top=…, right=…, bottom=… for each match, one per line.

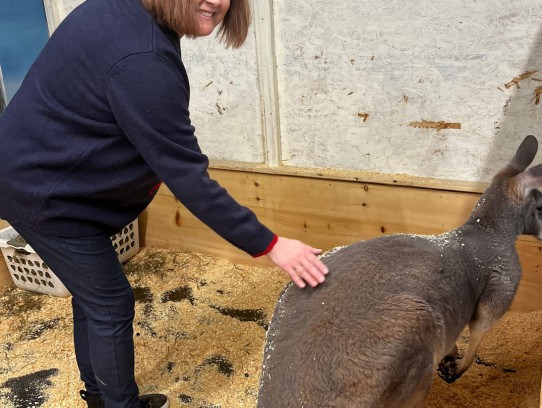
left=141, top=0, right=252, bottom=48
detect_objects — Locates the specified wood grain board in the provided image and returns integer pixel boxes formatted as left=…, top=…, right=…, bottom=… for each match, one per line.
left=0, top=219, right=12, bottom=287
left=142, top=168, right=542, bottom=313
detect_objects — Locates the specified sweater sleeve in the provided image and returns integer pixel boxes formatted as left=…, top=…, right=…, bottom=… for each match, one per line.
left=105, top=52, right=277, bottom=257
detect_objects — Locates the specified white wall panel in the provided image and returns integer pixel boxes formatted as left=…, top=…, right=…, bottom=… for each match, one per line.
left=182, top=32, right=265, bottom=163
left=274, top=0, right=542, bottom=182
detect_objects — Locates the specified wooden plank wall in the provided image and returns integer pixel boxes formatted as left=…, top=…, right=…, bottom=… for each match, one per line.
left=142, top=168, right=542, bottom=313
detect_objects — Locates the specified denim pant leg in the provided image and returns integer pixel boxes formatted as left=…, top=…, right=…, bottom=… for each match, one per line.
left=10, top=222, right=140, bottom=408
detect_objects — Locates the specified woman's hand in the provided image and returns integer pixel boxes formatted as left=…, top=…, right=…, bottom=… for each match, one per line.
left=266, top=236, right=329, bottom=288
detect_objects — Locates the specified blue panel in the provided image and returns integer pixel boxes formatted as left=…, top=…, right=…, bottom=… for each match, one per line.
left=0, top=0, right=49, bottom=102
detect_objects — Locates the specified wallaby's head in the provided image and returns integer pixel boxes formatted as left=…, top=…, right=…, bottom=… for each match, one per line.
left=472, top=135, right=542, bottom=238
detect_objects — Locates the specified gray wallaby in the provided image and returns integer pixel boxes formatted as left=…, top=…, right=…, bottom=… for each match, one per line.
left=257, top=135, right=542, bottom=408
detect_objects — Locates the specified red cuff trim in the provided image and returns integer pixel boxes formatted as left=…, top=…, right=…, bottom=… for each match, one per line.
left=252, top=234, right=278, bottom=258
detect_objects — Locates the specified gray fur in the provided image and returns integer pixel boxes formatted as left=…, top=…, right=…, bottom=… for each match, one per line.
left=257, top=135, right=542, bottom=408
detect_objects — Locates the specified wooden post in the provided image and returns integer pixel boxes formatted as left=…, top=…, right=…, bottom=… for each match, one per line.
left=0, top=257, right=11, bottom=287
left=0, top=71, right=12, bottom=286
left=0, top=220, right=12, bottom=287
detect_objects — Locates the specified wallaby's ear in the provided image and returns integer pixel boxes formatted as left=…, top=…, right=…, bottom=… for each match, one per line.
left=517, top=163, right=542, bottom=193
left=509, top=135, right=538, bottom=174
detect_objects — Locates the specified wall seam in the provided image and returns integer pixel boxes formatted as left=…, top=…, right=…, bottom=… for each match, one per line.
left=253, top=0, right=282, bottom=167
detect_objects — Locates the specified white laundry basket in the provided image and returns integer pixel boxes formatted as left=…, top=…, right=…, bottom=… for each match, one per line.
left=0, top=220, right=139, bottom=297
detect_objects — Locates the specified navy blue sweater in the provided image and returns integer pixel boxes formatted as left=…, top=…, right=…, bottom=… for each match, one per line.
left=0, top=0, right=276, bottom=256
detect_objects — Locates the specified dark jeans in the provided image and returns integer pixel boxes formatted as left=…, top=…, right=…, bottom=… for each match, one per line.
left=11, top=222, right=140, bottom=408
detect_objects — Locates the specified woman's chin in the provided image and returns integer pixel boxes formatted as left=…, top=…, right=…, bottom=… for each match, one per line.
left=195, top=22, right=217, bottom=37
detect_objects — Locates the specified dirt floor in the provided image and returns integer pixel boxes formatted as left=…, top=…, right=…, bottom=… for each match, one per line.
left=0, top=246, right=541, bottom=408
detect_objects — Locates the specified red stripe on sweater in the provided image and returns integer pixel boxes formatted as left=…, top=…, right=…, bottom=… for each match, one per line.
left=252, top=234, right=278, bottom=258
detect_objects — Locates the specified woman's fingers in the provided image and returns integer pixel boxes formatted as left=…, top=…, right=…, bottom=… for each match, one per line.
left=266, top=236, right=329, bottom=288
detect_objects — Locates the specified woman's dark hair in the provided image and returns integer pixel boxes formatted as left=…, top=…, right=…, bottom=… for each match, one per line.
left=141, top=0, right=251, bottom=48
